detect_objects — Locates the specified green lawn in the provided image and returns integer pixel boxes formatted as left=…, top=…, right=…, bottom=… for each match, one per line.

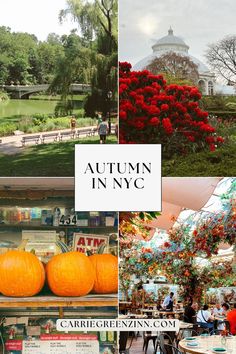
left=0, top=136, right=117, bottom=176
left=162, top=143, right=236, bottom=176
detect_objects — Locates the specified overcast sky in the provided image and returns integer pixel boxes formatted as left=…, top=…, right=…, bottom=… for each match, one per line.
left=0, top=0, right=74, bottom=40
left=119, top=0, right=236, bottom=66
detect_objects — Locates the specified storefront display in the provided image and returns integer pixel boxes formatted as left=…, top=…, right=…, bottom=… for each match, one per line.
left=0, top=183, right=118, bottom=353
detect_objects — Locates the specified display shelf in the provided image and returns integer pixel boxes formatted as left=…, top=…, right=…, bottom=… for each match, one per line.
left=0, top=294, right=117, bottom=308
left=0, top=295, right=118, bottom=318
left=0, top=224, right=117, bottom=231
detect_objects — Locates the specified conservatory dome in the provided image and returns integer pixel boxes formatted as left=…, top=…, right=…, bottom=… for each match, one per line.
left=134, top=28, right=216, bottom=95
left=152, top=27, right=189, bottom=53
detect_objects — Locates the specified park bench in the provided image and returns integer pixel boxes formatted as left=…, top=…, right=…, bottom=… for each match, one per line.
left=41, top=132, right=59, bottom=143
left=77, top=127, right=96, bottom=138
left=59, top=131, right=75, bottom=141
left=21, top=135, right=41, bottom=146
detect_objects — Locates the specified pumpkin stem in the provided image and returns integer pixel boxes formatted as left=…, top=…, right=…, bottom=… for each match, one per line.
left=97, top=242, right=106, bottom=254
left=18, top=239, right=28, bottom=251
left=86, top=249, right=93, bottom=256
left=56, top=240, right=70, bottom=253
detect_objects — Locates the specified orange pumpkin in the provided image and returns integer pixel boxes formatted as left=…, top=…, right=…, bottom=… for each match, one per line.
left=0, top=250, right=45, bottom=297
left=46, top=251, right=95, bottom=296
left=89, top=254, right=118, bottom=294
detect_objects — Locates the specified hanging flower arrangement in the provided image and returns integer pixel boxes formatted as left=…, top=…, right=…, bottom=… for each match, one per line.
left=119, top=180, right=236, bottom=303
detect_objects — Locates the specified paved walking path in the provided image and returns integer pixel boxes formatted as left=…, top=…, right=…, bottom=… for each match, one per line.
left=0, top=126, right=98, bottom=155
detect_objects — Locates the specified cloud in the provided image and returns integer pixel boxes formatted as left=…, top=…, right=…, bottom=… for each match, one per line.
left=119, top=0, right=236, bottom=65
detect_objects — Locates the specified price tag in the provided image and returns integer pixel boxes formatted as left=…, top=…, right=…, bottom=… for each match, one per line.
left=59, top=214, right=78, bottom=226
left=22, top=339, right=99, bottom=354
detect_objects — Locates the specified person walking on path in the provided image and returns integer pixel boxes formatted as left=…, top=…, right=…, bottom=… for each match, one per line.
left=98, top=117, right=109, bottom=144
left=70, top=115, right=77, bottom=132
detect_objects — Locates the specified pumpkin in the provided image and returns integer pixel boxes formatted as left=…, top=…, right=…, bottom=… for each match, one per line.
left=46, top=251, right=95, bottom=296
left=0, top=250, right=45, bottom=297
left=89, top=254, right=118, bottom=294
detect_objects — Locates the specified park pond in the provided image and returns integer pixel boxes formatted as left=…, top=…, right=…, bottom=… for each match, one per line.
left=0, top=99, right=58, bottom=121
left=0, top=98, right=86, bottom=136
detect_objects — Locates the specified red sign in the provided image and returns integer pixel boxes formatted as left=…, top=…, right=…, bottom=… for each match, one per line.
left=6, top=339, right=23, bottom=350
left=73, top=233, right=108, bottom=253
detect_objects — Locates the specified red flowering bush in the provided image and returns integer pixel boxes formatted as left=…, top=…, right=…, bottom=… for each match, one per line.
left=119, top=62, right=223, bottom=155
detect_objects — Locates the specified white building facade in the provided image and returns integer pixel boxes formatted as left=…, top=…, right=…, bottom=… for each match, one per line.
left=134, top=28, right=216, bottom=95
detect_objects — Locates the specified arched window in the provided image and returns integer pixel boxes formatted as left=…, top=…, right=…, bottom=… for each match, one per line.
left=198, top=80, right=206, bottom=94
left=208, top=81, right=214, bottom=95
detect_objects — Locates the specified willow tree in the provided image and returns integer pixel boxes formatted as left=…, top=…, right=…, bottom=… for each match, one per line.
left=52, top=0, right=118, bottom=116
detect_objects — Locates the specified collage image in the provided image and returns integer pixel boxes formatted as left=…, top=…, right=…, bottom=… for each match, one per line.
left=0, top=0, right=235, bottom=354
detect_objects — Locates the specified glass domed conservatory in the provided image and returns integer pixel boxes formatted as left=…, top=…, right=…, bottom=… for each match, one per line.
left=134, top=28, right=215, bottom=95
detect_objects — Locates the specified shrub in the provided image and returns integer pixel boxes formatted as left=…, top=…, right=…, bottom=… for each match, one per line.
left=0, top=123, right=17, bottom=136
left=0, top=91, right=9, bottom=101
left=119, top=62, right=223, bottom=155
left=27, top=126, right=41, bottom=134
left=17, top=117, right=34, bottom=132
left=41, top=121, right=56, bottom=132
left=52, top=117, right=70, bottom=129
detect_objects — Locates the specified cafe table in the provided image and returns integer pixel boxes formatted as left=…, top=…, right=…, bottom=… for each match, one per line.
left=179, top=321, right=194, bottom=329
left=118, top=314, right=148, bottom=319
left=179, top=335, right=235, bottom=354
left=156, top=310, right=184, bottom=319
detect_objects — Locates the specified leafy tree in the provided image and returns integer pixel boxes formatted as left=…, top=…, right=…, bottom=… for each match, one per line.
left=50, top=33, right=92, bottom=115
left=146, top=52, right=199, bottom=85
left=0, top=54, right=9, bottom=85
left=0, top=26, right=64, bottom=85
left=206, top=35, right=236, bottom=84
left=58, top=0, right=118, bottom=116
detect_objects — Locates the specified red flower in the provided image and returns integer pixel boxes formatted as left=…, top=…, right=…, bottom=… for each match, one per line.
left=134, top=120, right=145, bottom=130
left=149, top=117, right=160, bottom=126
left=120, top=111, right=127, bottom=120
left=217, top=136, right=224, bottom=143
left=162, top=118, right=174, bottom=135
left=119, top=62, right=223, bottom=152
left=164, top=242, right=171, bottom=248
left=161, top=103, right=169, bottom=112
left=210, top=144, right=216, bottom=152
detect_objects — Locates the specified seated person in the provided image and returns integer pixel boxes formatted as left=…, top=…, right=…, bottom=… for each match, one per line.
left=184, top=302, right=198, bottom=323
left=213, top=303, right=229, bottom=331
left=213, top=303, right=229, bottom=316
left=196, top=304, right=214, bottom=330
left=162, top=292, right=174, bottom=311
left=226, top=303, right=236, bottom=335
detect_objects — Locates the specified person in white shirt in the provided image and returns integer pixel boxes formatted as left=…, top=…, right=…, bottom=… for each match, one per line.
left=162, top=292, right=174, bottom=311
left=213, top=303, right=224, bottom=316
left=213, top=303, right=229, bottom=331
left=197, top=304, right=214, bottom=330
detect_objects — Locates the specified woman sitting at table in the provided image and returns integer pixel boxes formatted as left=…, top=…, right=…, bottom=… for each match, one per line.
left=196, top=304, right=214, bottom=330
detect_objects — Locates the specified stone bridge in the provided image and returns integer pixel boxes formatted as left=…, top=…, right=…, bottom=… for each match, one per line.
left=0, top=83, right=91, bottom=99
